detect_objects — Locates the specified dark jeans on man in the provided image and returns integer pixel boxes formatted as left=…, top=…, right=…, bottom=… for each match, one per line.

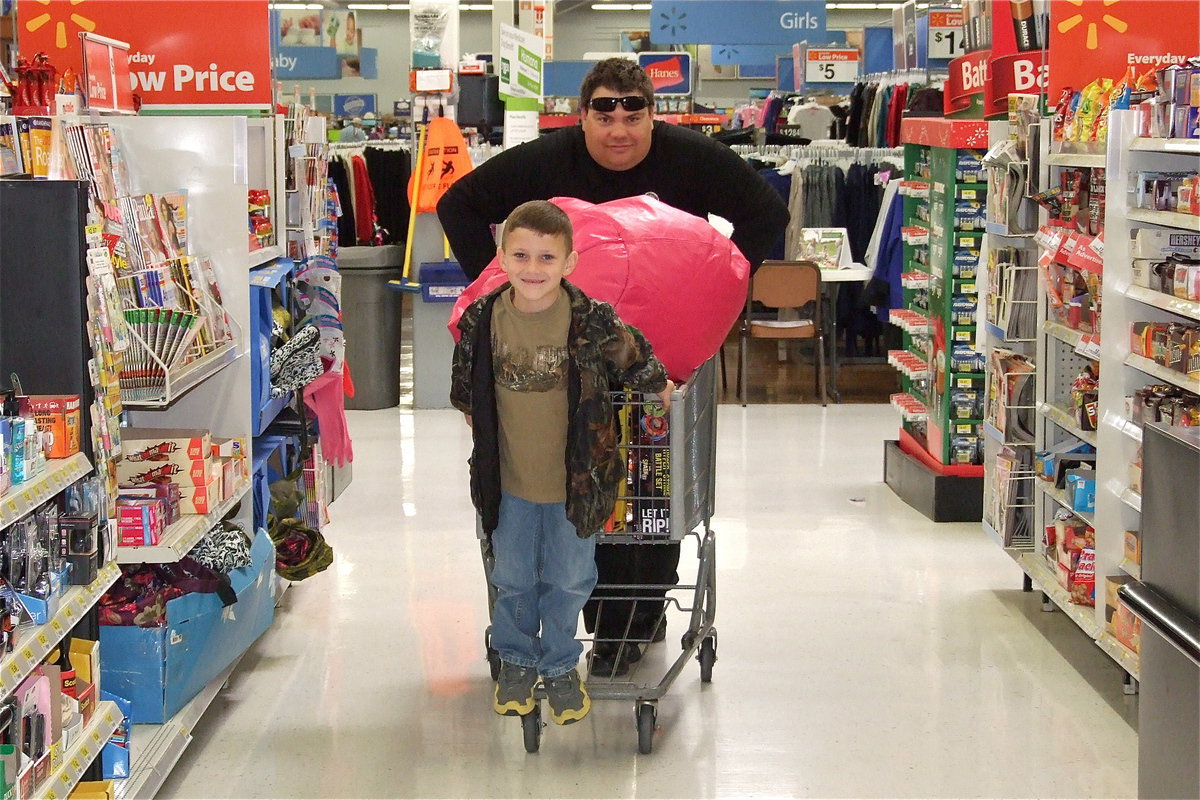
left=582, top=541, right=681, bottom=641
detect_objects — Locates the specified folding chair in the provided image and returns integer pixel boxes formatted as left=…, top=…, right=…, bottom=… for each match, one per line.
left=737, top=260, right=827, bottom=407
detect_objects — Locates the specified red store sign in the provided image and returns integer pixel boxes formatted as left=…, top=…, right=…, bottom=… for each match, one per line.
left=19, top=0, right=271, bottom=110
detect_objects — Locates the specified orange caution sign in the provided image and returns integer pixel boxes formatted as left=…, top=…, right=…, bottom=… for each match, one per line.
left=408, top=116, right=475, bottom=213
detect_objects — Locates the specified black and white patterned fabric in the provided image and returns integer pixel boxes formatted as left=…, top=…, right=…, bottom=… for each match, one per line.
left=270, top=324, right=323, bottom=398
left=189, top=521, right=253, bottom=574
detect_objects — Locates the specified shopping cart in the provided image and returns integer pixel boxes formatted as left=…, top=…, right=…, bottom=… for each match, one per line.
left=479, top=355, right=719, bottom=754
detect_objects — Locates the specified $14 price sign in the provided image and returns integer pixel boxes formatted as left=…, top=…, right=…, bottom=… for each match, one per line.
left=805, top=48, right=859, bottom=83
left=928, top=8, right=966, bottom=59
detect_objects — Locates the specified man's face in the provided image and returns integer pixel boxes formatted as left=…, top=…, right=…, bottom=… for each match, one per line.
left=580, top=88, right=653, bottom=172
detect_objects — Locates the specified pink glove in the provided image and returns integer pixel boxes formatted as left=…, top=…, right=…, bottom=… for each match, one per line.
left=304, top=367, right=353, bottom=467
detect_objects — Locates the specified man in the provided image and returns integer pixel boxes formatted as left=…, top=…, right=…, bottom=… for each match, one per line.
left=438, top=58, right=788, bottom=678
left=438, top=57, right=788, bottom=281
left=339, top=117, right=367, bottom=143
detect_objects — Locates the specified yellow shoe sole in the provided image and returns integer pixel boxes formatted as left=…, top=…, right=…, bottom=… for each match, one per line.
left=493, top=685, right=536, bottom=717
left=549, top=690, right=591, bottom=725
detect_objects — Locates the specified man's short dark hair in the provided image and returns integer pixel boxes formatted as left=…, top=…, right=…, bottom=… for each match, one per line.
left=502, top=200, right=573, bottom=252
left=579, top=57, right=654, bottom=108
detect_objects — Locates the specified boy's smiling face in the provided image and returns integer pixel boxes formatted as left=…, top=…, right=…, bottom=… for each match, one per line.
left=498, top=227, right=578, bottom=314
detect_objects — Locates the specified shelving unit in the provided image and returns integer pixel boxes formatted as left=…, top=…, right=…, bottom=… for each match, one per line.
left=115, top=473, right=252, bottom=563
left=1044, top=151, right=1107, bottom=168
left=38, top=701, right=123, bottom=800
left=1126, top=207, right=1200, bottom=232
left=113, top=657, right=243, bottom=800
left=0, top=561, right=120, bottom=697
left=0, top=453, right=92, bottom=527
left=884, top=118, right=989, bottom=523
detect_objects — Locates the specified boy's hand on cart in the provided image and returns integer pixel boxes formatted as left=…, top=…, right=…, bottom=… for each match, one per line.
left=657, top=380, right=675, bottom=411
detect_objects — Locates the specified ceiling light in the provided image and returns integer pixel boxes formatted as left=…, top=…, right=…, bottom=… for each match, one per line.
left=592, top=2, right=633, bottom=8
left=269, top=3, right=324, bottom=9
left=461, top=3, right=494, bottom=9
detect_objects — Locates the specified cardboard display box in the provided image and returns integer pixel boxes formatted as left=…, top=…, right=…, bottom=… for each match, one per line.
left=98, top=529, right=275, bottom=723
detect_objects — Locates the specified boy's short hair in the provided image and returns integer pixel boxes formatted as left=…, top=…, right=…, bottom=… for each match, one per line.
left=579, top=58, right=654, bottom=108
left=501, top=200, right=574, bottom=253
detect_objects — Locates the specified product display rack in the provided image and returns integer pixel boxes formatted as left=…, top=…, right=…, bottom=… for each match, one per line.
left=884, top=118, right=989, bottom=523
left=977, top=110, right=1200, bottom=688
left=36, top=700, right=122, bottom=800
left=101, top=115, right=279, bottom=793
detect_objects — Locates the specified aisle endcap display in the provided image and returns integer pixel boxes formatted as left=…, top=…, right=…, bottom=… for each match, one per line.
left=900, top=118, right=989, bottom=150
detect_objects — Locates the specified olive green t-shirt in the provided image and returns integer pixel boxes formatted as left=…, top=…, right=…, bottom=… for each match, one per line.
left=491, top=286, right=570, bottom=503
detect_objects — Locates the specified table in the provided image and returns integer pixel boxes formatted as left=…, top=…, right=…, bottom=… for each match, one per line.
left=819, top=265, right=873, bottom=402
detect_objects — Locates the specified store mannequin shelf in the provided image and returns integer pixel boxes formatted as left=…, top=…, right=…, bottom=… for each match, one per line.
left=0, top=453, right=92, bottom=528
left=35, top=700, right=122, bottom=800
left=0, top=561, right=120, bottom=698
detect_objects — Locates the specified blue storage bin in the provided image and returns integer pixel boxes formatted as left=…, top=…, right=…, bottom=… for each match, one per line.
left=250, top=260, right=296, bottom=436
left=419, top=260, right=469, bottom=303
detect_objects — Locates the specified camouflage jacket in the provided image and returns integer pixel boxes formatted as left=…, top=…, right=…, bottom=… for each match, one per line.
left=450, top=281, right=668, bottom=537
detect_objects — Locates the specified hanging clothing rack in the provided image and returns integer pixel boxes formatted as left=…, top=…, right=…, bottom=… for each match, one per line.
left=329, top=140, right=411, bottom=152
left=733, top=143, right=902, bottom=164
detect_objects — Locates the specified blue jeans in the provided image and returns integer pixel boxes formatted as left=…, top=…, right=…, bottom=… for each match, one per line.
left=490, top=492, right=597, bottom=678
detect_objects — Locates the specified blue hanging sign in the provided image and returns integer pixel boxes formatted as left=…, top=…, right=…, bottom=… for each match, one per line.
left=334, top=94, right=377, bottom=118
left=710, top=44, right=786, bottom=66
left=274, top=46, right=341, bottom=79
left=650, top=1, right=826, bottom=46
left=637, top=52, right=692, bottom=95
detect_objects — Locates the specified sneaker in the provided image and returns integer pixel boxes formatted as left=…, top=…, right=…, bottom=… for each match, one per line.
left=544, top=668, right=591, bottom=725
left=493, top=662, right=538, bottom=716
left=588, top=642, right=642, bottom=678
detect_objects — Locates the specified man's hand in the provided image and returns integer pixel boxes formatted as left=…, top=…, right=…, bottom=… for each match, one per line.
left=463, top=413, right=473, bottom=428
left=657, top=380, right=676, bottom=411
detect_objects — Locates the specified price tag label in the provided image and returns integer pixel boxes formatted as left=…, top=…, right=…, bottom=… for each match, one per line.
left=80, top=744, right=90, bottom=759
left=805, top=48, right=859, bottom=83
left=50, top=619, right=63, bottom=634
left=956, top=424, right=975, bottom=434
left=1075, top=334, right=1103, bottom=360
left=64, top=606, right=74, bottom=619
left=928, top=9, right=966, bottom=59
left=5, top=499, right=18, bottom=517
left=1088, top=234, right=1105, bottom=256
left=961, top=189, right=979, bottom=201
left=70, top=757, right=81, bottom=772
left=37, top=632, right=48, bottom=647
left=8, top=662, right=21, bottom=677
left=21, top=646, right=34, bottom=662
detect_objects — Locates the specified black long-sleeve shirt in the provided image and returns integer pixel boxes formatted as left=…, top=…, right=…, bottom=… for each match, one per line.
left=437, top=121, right=790, bottom=279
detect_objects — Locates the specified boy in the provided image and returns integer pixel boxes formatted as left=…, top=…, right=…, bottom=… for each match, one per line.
left=450, top=200, right=674, bottom=724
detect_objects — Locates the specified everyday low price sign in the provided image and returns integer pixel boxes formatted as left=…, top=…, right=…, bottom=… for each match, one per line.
left=18, top=0, right=271, bottom=110
left=806, top=48, right=859, bottom=83
left=927, top=9, right=966, bottom=60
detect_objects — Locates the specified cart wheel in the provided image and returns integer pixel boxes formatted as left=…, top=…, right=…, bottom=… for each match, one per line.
left=484, top=627, right=501, bottom=681
left=698, top=636, right=716, bottom=683
left=637, top=703, right=656, bottom=755
left=522, top=704, right=542, bottom=753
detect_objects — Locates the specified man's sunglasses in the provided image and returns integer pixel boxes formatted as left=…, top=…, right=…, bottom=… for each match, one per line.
left=587, top=96, right=649, bottom=113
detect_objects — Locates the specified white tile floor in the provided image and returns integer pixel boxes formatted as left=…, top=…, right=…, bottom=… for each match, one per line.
left=160, top=404, right=1137, bottom=799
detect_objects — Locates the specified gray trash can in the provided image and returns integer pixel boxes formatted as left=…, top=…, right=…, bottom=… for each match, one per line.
left=337, top=245, right=405, bottom=410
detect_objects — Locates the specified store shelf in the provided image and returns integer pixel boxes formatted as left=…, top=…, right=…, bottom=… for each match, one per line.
left=1106, top=412, right=1143, bottom=443
left=1126, top=207, right=1200, bottom=232
left=247, top=244, right=283, bottom=269
left=985, top=221, right=1034, bottom=238
left=1124, top=284, right=1200, bottom=322
left=1096, top=633, right=1140, bottom=680
left=1045, top=151, right=1107, bottom=168
left=1130, top=137, right=1200, bottom=155
left=1038, top=402, right=1098, bottom=447
left=1038, top=481, right=1094, bottom=525
left=889, top=392, right=928, bottom=422
left=0, top=453, right=92, bottom=530
left=116, top=473, right=252, bottom=563
left=1018, top=552, right=1101, bottom=638
left=122, top=343, right=242, bottom=409
left=1042, top=320, right=1086, bottom=349
left=38, top=701, right=123, bottom=800
left=0, top=560, right=120, bottom=697
left=1119, top=486, right=1142, bottom=512
left=1120, top=558, right=1142, bottom=580
left=115, top=656, right=243, bottom=800
left=1123, top=354, right=1200, bottom=394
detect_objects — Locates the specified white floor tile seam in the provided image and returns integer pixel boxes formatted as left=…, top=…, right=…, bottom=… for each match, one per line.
left=158, top=403, right=1137, bottom=800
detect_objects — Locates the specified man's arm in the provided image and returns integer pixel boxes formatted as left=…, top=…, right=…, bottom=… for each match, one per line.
left=671, top=129, right=790, bottom=268
left=437, top=142, right=544, bottom=280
